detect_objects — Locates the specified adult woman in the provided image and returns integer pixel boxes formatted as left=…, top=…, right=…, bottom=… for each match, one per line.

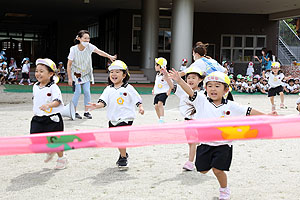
left=254, top=48, right=272, bottom=73
left=67, top=30, right=116, bottom=119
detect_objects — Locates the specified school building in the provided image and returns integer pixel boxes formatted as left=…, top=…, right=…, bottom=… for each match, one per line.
left=1, top=0, right=300, bottom=82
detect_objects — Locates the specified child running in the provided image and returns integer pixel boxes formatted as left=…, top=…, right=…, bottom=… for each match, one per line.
left=167, top=66, right=205, bottom=171
left=262, top=62, right=285, bottom=111
left=19, top=57, right=33, bottom=85
left=30, top=58, right=67, bottom=169
left=153, top=57, right=172, bottom=123
left=169, top=69, right=276, bottom=200
left=87, top=60, right=144, bottom=170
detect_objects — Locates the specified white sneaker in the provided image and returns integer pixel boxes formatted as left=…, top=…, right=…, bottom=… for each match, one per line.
left=54, top=157, right=68, bottom=170
left=183, top=161, right=195, bottom=171
left=219, top=187, right=230, bottom=200
left=44, top=153, right=55, bottom=163
left=19, top=83, right=24, bottom=85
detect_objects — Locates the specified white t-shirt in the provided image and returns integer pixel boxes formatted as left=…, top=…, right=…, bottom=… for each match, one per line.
left=22, top=63, right=30, bottom=73
left=185, top=57, right=226, bottom=75
left=98, top=83, right=142, bottom=124
left=286, top=84, right=298, bottom=92
left=68, top=43, right=97, bottom=84
left=246, top=67, right=254, bottom=77
left=32, top=82, right=64, bottom=116
left=189, top=91, right=251, bottom=146
left=265, top=72, right=284, bottom=88
left=259, top=83, right=269, bottom=91
left=153, top=73, right=170, bottom=95
left=173, top=84, right=203, bottom=119
left=241, top=82, right=248, bottom=88
left=180, top=65, right=187, bottom=72
left=8, top=66, right=16, bottom=79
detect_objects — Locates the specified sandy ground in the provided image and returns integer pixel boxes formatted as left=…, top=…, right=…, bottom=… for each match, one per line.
left=0, top=85, right=300, bottom=200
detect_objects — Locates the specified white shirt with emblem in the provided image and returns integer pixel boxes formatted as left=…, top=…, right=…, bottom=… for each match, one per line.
left=265, top=72, right=284, bottom=88
left=33, top=82, right=64, bottom=116
left=98, top=84, right=142, bottom=124
left=189, top=91, right=251, bottom=146
left=68, top=43, right=97, bottom=84
left=153, top=73, right=170, bottom=95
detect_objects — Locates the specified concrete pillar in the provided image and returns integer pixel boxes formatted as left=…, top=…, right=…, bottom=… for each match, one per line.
left=141, top=0, right=159, bottom=82
left=171, top=0, right=194, bottom=70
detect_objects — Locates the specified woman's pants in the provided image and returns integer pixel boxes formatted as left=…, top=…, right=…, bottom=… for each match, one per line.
left=72, top=81, right=91, bottom=108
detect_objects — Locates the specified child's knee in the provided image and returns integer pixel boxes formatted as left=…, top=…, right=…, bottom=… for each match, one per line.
left=212, top=168, right=224, bottom=175
left=200, top=170, right=209, bottom=174
left=157, top=101, right=164, bottom=107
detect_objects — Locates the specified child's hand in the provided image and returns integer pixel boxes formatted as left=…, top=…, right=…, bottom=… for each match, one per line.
left=169, top=68, right=182, bottom=82
left=86, top=102, right=98, bottom=111
left=139, top=105, right=144, bottom=115
left=152, top=89, right=154, bottom=95
left=167, top=89, right=171, bottom=96
left=40, top=104, right=50, bottom=111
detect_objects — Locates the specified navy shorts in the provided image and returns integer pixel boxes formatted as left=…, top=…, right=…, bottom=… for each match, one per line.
left=195, top=144, right=233, bottom=171
left=268, top=85, right=283, bottom=97
left=30, top=113, right=64, bottom=134
left=154, top=93, right=168, bottom=105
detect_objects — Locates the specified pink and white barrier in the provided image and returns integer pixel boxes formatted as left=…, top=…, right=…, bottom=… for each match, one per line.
left=0, top=115, right=299, bottom=156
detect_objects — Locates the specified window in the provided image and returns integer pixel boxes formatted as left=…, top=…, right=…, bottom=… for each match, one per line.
left=220, top=35, right=266, bottom=63
left=132, top=15, right=171, bottom=52
left=88, top=23, right=99, bottom=39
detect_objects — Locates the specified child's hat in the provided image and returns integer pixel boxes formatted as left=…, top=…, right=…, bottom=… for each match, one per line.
left=182, top=58, right=188, bottom=63
left=185, top=66, right=204, bottom=76
left=247, top=77, right=252, bottom=82
left=36, top=58, right=57, bottom=72
left=271, top=62, right=280, bottom=69
left=22, top=57, right=30, bottom=63
left=155, top=57, right=167, bottom=68
left=228, top=74, right=234, bottom=79
left=2, top=62, right=7, bottom=66
left=203, top=71, right=230, bottom=86
left=58, top=62, right=63, bottom=65
left=288, top=78, right=295, bottom=83
left=0, top=55, right=4, bottom=60
left=237, top=74, right=242, bottom=79
left=248, top=62, right=254, bottom=67
left=108, top=60, right=128, bottom=71
left=253, top=74, right=260, bottom=80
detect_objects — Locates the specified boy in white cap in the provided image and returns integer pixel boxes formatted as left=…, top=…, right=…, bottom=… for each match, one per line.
left=169, top=69, right=276, bottom=200
left=87, top=60, right=144, bottom=170
left=153, top=57, right=172, bottom=123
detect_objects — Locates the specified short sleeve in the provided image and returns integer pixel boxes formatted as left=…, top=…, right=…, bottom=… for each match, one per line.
left=98, top=86, right=110, bottom=107
left=229, top=101, right=251, bottom=116
left=174, top=84, right=186, bottom=99
left=67, top=46, right=75, bottom=61
left=265, top=72, right=270, bottom=78
left=279, top=73, right=284, bottom=80
left=128, top=85, right=142, bottom=107
left=88, top=43, right=97, bottom=54
left=296, top=97, right=300, bottom=104
left=51, top=84, right=63, bottom=103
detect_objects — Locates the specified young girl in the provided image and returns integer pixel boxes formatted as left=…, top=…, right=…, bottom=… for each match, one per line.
left=87, top=60, right=144, bottom=170
left=262, top=62, right=285, bottom=111
left=284, top=79, right=299, bottom=94
left=58, top=62, right=66, bottom=82
left=167, top=66, right=205, bottom=171
left=0, top=62, right=8, bottom=85
left=19, top=57, right=33, bottom=85
left=67, top=30, right=116, bottom=119
left=153, top=57, right=172, bottom=123
left=246, top=61, right=254, bottom=77
left=31, top=58, right=67, bottom=170
left=169, top=70, right=276, bottom=200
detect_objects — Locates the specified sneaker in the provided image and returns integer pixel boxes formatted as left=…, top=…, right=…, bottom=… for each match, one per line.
left=116, top=153, right=129, bottom=170
left=19, top=83, right=24, bottom=85
left=219, top=187, right=230, bottom=200
left=280, top=103, right=286, bottom=109
left=75, top=113, right=82, bottom=119
left=54, top=157, right=68, bottom=170
left=183, top=161, right=195, bottom=171
left=272, top=104, right=276, bottom=111
left=28, top=83, right=33, bottom=85
left=83, top=112, right=92, bottom=119
left=158, top=119, right=165, bottom=123
left=44, top=153, right=55, bottom=163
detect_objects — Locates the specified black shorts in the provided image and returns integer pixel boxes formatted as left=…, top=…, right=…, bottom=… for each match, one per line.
left=154, top=93, right=168, bottom=105
left=268, top=86, right=283, bottom=97
left=22, top=73, right=29, bottom=79
left=30, top=113, right=64, bottom=134
left=195, top=144, right=233, bottom=172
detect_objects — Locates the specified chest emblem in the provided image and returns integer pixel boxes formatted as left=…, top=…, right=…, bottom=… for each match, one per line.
left=117, top=97, right=124, bottom=105
left=273, top=77, right=278, bottom=81
left=158, top=84, right=163, bottom=88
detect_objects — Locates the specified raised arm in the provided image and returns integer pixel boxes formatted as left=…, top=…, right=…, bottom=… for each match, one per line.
left=169, top=68, right=194, bottom=97
left=94, top=48, right=117, bottom=62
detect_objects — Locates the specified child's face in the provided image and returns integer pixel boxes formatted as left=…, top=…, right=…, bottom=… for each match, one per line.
left=205, top=81, right=228, bottom=102
left=263, top=80, right=267, bottom=85
left=109, top=69, right=126, bottom=85
left=155, top=63, right=161, bottom=72
left=248, top=81, right=253, bottom=85
left=271, top=68, right=279, bottom=74
left=35, top=64, right=54, bottom=84
left=295, top=80, right=299, bottom=84
left=237, top=78, right=240, bottom=82
left=289, top=81, right=294, bottom=86
left=186, top=73, right=202, bottom=90
left=253, top=79, right=258, bottom=83
left=241, top=79, right=245, bottom=82
left=25, top=60, right=29, bottom=64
